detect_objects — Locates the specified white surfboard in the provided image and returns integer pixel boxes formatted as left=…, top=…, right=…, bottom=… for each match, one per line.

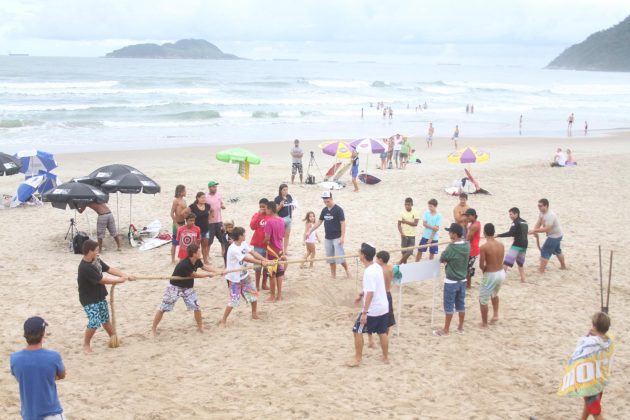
left=139, top=238, right=171, bottom=251
left=319, top=181, right=344, bottom=190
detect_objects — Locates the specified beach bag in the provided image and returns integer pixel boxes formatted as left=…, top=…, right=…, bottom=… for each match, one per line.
left=72, top=232, right=89, bottom=254
left=305, top=174, right=316, bottom=185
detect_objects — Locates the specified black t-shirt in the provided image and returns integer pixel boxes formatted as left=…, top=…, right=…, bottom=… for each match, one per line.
left=319, top=204, right=345, bottom=240
left=275, top=194, right=293, bottom=218
left=77, top=258, right=111, bottom=306
left=189, top=203, right=210, bottom=235
left=171, top=258, right=204, bottom=289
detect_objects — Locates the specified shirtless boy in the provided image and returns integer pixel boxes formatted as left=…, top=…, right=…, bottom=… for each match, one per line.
left=453, top=193, right=469, bottom=231
left=170, top=185, right=188, bottom=263
left=478, top=223, right=505, bottom=328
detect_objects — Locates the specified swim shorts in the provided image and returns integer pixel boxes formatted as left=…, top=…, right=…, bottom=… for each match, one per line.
left=83, top=300, right=110, bottom=329
left=443, top=280, right=466, bottom=314
left=400, top=236, right=415, bottom=257
left=504, top=245, right=526, bottom=267
left=253, top=246, right=266, bottom=272
left=324, top=238, right=345, bottom=265
left=159, top=284, right=200, bottom=312
left=386, top=291, right=396, bottom=327
left=419, top=237, right=439, bottom=254
left=479, top=270, right=505, bottom=305
left=96, top=213, right=116, bottom=240
left=541, top=236, right=562, bottom=260
left=172, top=220, right=185, bottom=245
left=292, top=162, right=303, bottom=176
left=467, top=255, right=477, bottom=277
left=228, top=275, right=258, bottom=307
left=352, top=313, right=389, bottom=334
left=584, top=392, right=603, bottom=416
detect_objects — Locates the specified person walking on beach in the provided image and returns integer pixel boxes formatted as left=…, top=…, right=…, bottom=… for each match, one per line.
left=249, top=198, right=270, bottom=290
left=529, top=198, right=566, bottom=273
left=264, top=201, right=286, bottom=302
left=379, top=138, right=388, bottom=170
left=290, top=139, right=304, bottom=184
left=78, top=239, right=133, bottom=353
left=386, top=138, right=394, bottom=169
left=274, top=183, right=294, bottom=255
left=170, top=184, right=187, bottom=263
left=151, top=244, right=219, bottom=335
left=519, top=114, right=523, bottom=135
left=453, top=193, right=469, bottom=231
left=434, top=223, right=470, bottom=337
left=568, top=113, right=575, bottom=135
left=497, top=207, right=528, bottom=282
left=400, top=137, right=410, bottom=169
left=206, top=181, right=227, bottom=262
left=189, top=192, right=211, bottom=264
left=219, top=227, right=268, bottom=327
left=417, top=199, right=442, bottom=261
left=451, top=125, right=460, bottom=149
left=584, top=121, right=588, bottom=135
left=427, top=123, right=434, bottom=148
left=347, top=243, right=390, bottom=367
left=397, top=197, right=419, bottom=264
left=351, top=150, right=359, bottom=192
left=77, top=202, right=121, bottom=252
left=392, top=134, right=402, bottom=169
left=308, top=191, right=350, bottom=279
left=10, top=316, right=66, bottom=420
left=478, top=223, right=505, bottom=328
left=465, top=208, right=481, bottom=289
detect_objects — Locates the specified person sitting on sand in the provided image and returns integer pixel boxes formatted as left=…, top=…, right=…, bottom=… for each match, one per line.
left=348, top=243, right=390, bottom=366
left=565, top=149, right=577, bottom=166
left=78, top=240, right=134, bottom=353
left=151, top=244, right=219, bottom=336
left=551, top=148, right=567, bottom=167
left=433, top=223, right=469, bottom=337
left=218, top=227, right=268, bottom=327
left=478, top=223, right=505, bottom=328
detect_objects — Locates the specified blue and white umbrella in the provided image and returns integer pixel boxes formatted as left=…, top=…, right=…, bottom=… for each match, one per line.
left=26, top=170, right=57, bottom=194
left=10, top=175, right=46, bottom=207
left=15, top=150, right=58, bottom=176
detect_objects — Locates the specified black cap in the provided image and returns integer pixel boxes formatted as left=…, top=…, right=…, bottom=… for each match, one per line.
left=464, top=208, right=477, bottom=217
left=445, top=223, right=464, bottom=237
left=24, top=316, right=48, bottom=335
left=360, top=242, right=376, bottom=260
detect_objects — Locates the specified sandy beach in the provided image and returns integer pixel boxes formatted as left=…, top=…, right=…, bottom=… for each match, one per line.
left=1, top=132, right=628, bottom=419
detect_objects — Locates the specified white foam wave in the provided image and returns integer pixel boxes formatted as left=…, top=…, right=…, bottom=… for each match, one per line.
left=0, top=87, right=217, bottom=96
left=0, top=102, right=164, bottom=112
left=0, top=81, right=119, bottom=90
left=307, top=79, right=371, bottom=88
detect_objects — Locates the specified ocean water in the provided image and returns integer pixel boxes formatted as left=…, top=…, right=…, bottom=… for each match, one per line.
left=1, top=56, right=630, bottom=153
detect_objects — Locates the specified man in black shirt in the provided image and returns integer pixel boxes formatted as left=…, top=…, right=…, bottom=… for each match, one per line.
left=497, top=207, right=528, bottom=282
left=151, top=244, right=220, bottom=335
left=78, top=240, right=133, bottom=353
left=307, top=191, right=349, bottom=279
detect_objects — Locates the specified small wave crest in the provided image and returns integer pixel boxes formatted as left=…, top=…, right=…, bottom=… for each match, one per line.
left=167, top=110, right=221, bottom=120
left=0, top=119, right=42, bottom=128
left=252, top=111, right=279, bottom=118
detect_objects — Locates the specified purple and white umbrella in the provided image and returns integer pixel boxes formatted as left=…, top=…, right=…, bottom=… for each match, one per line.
left=447, top=147, right=490, bottom=164
left=350, top=138, right=386, bottom=155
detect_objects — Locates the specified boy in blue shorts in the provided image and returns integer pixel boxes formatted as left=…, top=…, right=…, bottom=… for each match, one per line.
left=433, top=223, right=470, bottom=337
left=417, top=198, right=442, bottom=261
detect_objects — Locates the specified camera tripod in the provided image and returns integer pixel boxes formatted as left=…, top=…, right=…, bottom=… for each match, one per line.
left=306, top=151, right=323, bottom=183
left=65, top=218, right=78, bottom=240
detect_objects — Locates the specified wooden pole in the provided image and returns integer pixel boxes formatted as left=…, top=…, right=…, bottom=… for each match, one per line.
left=108, top=284, right=120, bottom=348
left=599, top=245, right=604, bottom=311
left=604, top=251, right=613, bottom=314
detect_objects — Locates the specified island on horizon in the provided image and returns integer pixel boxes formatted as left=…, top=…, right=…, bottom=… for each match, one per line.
left=105, top=39, right=242, bottom=60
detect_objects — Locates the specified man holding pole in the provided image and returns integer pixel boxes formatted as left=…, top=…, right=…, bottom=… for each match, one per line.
left=529, top=198, right=566, bottom=273
left=347, top=243, right=390, bottom=367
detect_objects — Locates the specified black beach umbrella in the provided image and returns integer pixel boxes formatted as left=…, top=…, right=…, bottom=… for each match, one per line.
left=0, top=152, right=21, bottom=176
left=42, top=181, right=109, bottom=210
left=99, top=172, right=161, bottom=227
left=74, top=164, right=145, bottom=186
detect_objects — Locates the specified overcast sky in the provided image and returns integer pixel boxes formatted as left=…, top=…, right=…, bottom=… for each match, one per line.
left=1, top=0, right=629, bottom=59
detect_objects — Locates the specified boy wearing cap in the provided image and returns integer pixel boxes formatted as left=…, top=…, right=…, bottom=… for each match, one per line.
left=478, top=223, right=505, bottom=328
left=10, top=317, right=65, bottom=420
left=434, top=223, right=470, bottom=337
left=206, top=181, right=227, bottom=261
left=348, top=243, right=390, bottom=366
left=78, top=239, right=133, bottom=353
left=465, top=208, right=481, bottom=289
left=308, top=191, right=350, bottom=279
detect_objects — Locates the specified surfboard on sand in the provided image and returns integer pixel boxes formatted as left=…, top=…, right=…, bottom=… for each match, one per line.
left=139, top=238, right=171, bottom=251
left=358, top=173, right=381, bottom=185
left=319, top=181, right=345, bottom=190
left=325, top=162, right=343, bottom=179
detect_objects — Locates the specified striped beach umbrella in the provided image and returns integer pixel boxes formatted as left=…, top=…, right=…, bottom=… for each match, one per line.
left=15, top=150, right=58, bottom=176
left=447, top=146, right=490, bottom=164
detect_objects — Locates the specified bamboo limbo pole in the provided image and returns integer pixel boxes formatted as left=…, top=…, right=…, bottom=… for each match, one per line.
left=599, top=246, right=604, bottom=311
left=603, top=251, right=613, bottom=314
left=108, top=284, right=120, bottom=348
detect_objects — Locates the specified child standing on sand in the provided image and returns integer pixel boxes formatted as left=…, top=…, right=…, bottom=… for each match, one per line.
left=301, top=211, right=319, bottom=268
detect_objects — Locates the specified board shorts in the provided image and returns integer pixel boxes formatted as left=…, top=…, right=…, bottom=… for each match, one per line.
left=420, top=237, right=439, bottom=254
left=504, top=245, right=526, bottom=267
left=400, top=152, right=408, bottom=159
left=351, top=165, right=359, bottom=177
left=479, top=270, right=505, bottom=305
left=159, top=285, right=200, bottom=312
left=292, top=162, right=303, bottom=176
left=541, top=236, right=562, bottom=260
left=172, top=220, right=185, bottom=245
left=352, top=312, right=389, bottom=334
left=584, top=392, right=603, bottom=416
left=379, top=152, right=387, bottom=159
left=443, top=280, right=466, bottom=314
left=324, top=238, right=345, bottom=265
left=387, top=291, right=396, bottom=327
left=282, top=215, right=292, bottom=230
left=208, top=222, right=225, bottom=246
left=228, top=275, right=258, bottom=307
left=96, top=212, right=117, bottom=239
left=83, top=299, right=110, bottom=329
left=426, top=135, right=433, bottom=143
left=468, top=255, right=477, bottom=277
left=253, top=246, right=266, bottom=272
left=400, top=236, right=415, bottom=257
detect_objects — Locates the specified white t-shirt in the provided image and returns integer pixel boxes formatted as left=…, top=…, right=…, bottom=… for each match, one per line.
left=225, top=241, right=251, bottom=283
left=556, top=151, right=567, bottom=166
left=362, top=263, right=389, bottom=316
left=393, top=138, right=402, bottom=151
left=539, top=210, right=563, bottom=238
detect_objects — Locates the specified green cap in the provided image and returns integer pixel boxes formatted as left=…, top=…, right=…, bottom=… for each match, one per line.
left=207, top=181, right=219, bottom=187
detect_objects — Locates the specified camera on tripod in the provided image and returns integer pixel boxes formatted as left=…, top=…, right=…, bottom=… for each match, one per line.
left=310, top=151, right=315, bottom=158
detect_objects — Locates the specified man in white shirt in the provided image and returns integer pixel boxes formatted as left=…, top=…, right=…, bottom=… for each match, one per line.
left=551, top=148, right=567, bottom=167
left=347, top=243, right=390, bottom=367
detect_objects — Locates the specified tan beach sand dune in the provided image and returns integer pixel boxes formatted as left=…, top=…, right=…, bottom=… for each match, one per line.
left=1, top=133, right=628, bottom=419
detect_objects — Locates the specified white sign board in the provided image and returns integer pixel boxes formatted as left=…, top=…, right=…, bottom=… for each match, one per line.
left=395, top=260, right=442, bottom=336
